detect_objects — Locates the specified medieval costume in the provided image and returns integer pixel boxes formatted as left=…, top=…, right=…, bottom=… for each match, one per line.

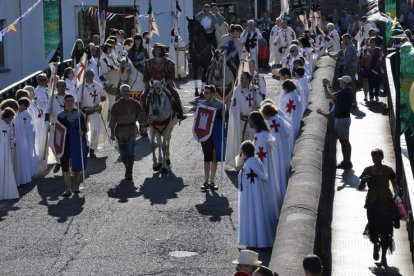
left=295, top=76, right=311, bottom=115
left=79, top=80, right=107, bottom=156
left=238, top=156, right=276, bottom=248
left=15, top=108, right=38, bottom=185
left=33, top=84, right=50, bottom=167
left=109, top=96, right=146, bottom=180
left=218, top=33, right=243, bottom=78
left=279, top=89, right=302, bottom=149
left=241, top=27, right=263, bottom=67
left=48, top=90, right=67, bottom=167
left=325, top=29, right=341, bottom=52
left=99, top=50, right=120, bottom=111
left=225, top=84, right=263, bottom=170
left=273, top=26, right=296, bottom=58
left=268, top=24, right=282, bottom=66
left=0, top=118, right=19, bottom=200
left=57, top=107, right=88, bottom=196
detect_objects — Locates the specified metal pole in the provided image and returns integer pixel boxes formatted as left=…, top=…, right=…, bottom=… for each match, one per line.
left=58, top=0, right=64, bottom=74
left=221, top=50, right=226, bottom=190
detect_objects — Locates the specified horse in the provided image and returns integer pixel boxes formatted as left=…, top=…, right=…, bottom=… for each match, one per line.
left=206, top=49, right=236, bottom=108
left=186, top=17, right=213, bottom=97
left=119, top=57, right=148, bottom=136
left=146, top=80, right=178, bottom=173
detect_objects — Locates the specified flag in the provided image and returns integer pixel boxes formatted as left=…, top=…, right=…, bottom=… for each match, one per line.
left=9, top=24, right=17, bottom=32
left=303, top=11, right=309, bottom=31
left=98, top=0, right=108, bottom=46
left=391, top=17, right=398, bottom=30
left=400, top=42, right=414, bottom=134
left=148, top=0, right=159, bottom=36
left=280, top=0, right=289, bottom=18
left=76, top=53, right=88, bottom=86
left=176, top=0, right=182, bottom=19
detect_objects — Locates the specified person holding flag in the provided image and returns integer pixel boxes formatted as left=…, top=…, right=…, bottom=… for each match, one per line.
left=57, top=94, right=88, bottom=197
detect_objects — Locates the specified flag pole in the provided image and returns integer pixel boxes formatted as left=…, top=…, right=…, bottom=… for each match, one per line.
left=77, top=57, right=88, bottom=182
left=221, top=49, right=226, bottom=190
left=43, top=61, right=58, bottom=161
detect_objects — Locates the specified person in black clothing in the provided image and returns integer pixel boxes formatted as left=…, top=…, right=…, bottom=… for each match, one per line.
left=317, top=75, right=353, bottom=170
left=128, top=34, right=149, bottom=72
left=71, top=39, right=86, bottom=68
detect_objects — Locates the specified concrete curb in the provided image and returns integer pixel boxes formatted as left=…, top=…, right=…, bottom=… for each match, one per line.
left=269, top=56, right=336, bottom=275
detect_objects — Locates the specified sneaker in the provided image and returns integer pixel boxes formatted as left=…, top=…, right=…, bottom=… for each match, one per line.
left=209, top=182, right=218, bottom=190
left=201, top=182, right=209, bottom=190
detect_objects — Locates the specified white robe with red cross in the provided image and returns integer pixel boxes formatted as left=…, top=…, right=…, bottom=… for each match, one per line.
left=325, top=29, right=341, bottom=52
left=279, top=89, right=302, bottom=149
left=238, top=156, right=276, bottom=248
left=254, top=130, right=283, bottom=216
left=225, top=84, right=264, bottom=170
left=267, top=113, right=292, bottom=198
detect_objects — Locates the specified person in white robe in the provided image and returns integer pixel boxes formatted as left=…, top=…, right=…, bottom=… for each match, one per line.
left=0, top=108, right=19, bottom=200
left=279, top=80, right=303, bottom=148
left=293, top=67, right=311, bottom=115
left=99, top=43, right=120, bottom=112
left=249, top=111, right=283, bottom=215
left=325, top=23, right=341, bottom=52
left=169, top=28, right=188, bottom=79
left=260, top=102, right=292, bottom=197
left=14, top=98, right=38, bottom=185
left=273, top=18, right=296, bottom=59
left=79, top=69, right=107, bottom=158
left=225, top=72, right=264, bottom=170
left=33, top=73, right=51, bottom=172
left=238, top=140, right=276, bottom=248
left=87, top=44, right=102, bottom=85
left=354, top=16, right=376, bottom=49
left=240, top=20, right=263, bottom=69
left=281, top=45, right=302, bottom=72
left=313, top=26, right=326, bottom=59
left=63, top=67, right=78, bottom=102
left=268, top=18, right=283, bottom=66
left=0, top=99, right=18, bottom=183
left=48, top=80, right=67, bottom=173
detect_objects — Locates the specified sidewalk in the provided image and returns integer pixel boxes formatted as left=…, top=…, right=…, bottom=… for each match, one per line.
left=331, top=92, right=414, bottom=275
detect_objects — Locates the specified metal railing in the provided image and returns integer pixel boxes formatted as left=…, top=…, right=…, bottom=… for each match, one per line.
left=0, top=59, right=72, bottom=101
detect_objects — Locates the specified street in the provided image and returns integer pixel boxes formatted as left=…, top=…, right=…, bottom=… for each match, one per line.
left=0, top=73, right=280, bottom=275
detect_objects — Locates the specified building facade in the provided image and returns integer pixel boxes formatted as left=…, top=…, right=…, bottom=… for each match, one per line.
left=0, top=0, right=192, bottom=89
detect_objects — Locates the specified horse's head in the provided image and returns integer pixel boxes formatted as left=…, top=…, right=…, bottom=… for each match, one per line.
left=213, top=49, right=222, bottom=63
left=119, top=57, right=130, bottom=74
left=148, top=80, right=171, bottom=119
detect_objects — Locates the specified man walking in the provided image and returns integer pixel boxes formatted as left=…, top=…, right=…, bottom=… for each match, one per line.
left=109, top=84, right=146, bottom=181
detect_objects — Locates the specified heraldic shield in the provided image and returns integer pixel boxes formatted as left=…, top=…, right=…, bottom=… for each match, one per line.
left=54, top=120, right=67, bottom=159
left=192, top=104, right=217, bottom=142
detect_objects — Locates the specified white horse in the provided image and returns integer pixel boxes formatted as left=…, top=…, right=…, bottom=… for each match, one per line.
left=119, top=57, right=145, bottom=101
left=146, top=80, right=178, bottom=173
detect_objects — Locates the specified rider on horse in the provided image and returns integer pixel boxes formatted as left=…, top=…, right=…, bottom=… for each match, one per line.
left=217, top=24, right=243, bottom=79
left=140, top=43, right=187, bottom=121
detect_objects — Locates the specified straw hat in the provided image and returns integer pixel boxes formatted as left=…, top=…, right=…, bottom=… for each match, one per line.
left=232, top=250, right=262, bottom=266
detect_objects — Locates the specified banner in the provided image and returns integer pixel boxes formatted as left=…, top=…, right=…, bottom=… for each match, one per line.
left=98, top=0, right=108, bottom=46
left=43, top=0, right=61, bottom=58
left=400, top=42, right=414, bottom=134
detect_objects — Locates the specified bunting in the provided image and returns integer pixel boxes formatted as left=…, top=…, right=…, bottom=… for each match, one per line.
left=0, top=0, right=42, bottom=42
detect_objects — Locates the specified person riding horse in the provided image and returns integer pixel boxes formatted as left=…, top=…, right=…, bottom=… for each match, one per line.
left=217, top=24, right=243, bottom=79
left=140, top=43, right=187, bottom=121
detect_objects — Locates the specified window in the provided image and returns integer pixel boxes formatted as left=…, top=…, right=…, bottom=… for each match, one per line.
left=0, top=20, right=5, bottom=67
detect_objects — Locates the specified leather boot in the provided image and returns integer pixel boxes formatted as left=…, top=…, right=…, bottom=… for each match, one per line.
left=73, top=172, right=81, bottom=193
left=125, top=156, right=134, bottom=181
left=62, top=172, right=72, bottom=197
left=89, top=149, right=96, bottom=158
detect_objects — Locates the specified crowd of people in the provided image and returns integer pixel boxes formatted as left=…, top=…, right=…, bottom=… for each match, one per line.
left=0, top=2, right=405, bottom=274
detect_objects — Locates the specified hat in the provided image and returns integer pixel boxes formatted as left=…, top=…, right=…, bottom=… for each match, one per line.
left=232, top=250, right=262, bottom=266
left=203, top=4, right=211, bottom=8
left=153, top=43, right=166, bottom=48
left=338, top=75, right=352, bottom=84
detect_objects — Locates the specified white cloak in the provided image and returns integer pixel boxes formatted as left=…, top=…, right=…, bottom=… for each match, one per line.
left=267, top=113, right=292, bottom=198
left=279, top=90, right=302, bottom=147
left=225, top=85, right=263, bottom=170
left=0, top=119, right=19, bottom=200
left=325, top=30, right=341, bottom=52
left=268, top=25, right=281, bottom=66
left=254, top=130, right=283, bottom=215
left=274, top=27, right=296, bottom=58
left=238, top=156, right=276, bottom=248
left=295, top=77, right=311, bottom=115
left=14, top=111, right=38, bottom=185
left=33, top=85, right=50, bottom=168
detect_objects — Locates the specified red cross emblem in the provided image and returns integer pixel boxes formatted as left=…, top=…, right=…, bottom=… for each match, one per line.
left=90, top=90, right=99, bottom=103
left=330, top=33, right=335, bottom=39
left=245, top=94, right=254, bottom=107
left=257, top=146, right=267, bottom=161
left=291, top=32, right=295, bottom=40
left=286, top=99, right=296, bottom=114
left=246, top=168, right=258, bottom=184
left=270, top=119, right=280, bottom=132
left=283, top=32, right=288, bottom=42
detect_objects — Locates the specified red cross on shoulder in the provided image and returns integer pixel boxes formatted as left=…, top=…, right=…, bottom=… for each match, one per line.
left=246, top=168, right=258, bottom=184
left=270, top=119, right=280, bottom=132
left=286, top=99, right=296, bottom=114
left=257, top=146, right=267, bottom=161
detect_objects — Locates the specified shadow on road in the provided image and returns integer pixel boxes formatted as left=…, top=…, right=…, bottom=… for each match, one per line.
left=134, top=137, right=152, bottom=161
left=337, top=169, right=360, bottom=191
left=369, top=264, right=403, bottom=275
left=139, top=172, right=186, bottom=205
left=225, top=171, right=239, bottom=189
left=195, top=190, right=233, bottom=222
left=107, top=180, right=142, bottom=203
left=0, top=202, right=20, bottom=222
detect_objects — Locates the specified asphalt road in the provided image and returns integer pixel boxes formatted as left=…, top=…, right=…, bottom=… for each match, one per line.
left=0, top=72, right=281, bottom=276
